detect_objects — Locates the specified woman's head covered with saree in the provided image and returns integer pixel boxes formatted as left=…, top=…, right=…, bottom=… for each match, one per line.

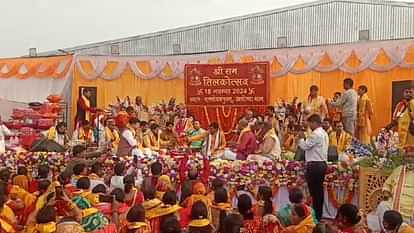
left=335, top=204, right=362, bottom=230
left=291, top=204, right=311, bottom=225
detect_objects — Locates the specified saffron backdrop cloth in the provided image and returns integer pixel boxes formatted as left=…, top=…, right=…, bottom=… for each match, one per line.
left=72, top=61, right=414, bottom=134
left=71, top=40, right=414, bottom=133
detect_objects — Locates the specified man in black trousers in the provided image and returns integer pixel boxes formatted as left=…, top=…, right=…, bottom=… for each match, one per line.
left=297, top=114, right=329, bottom=221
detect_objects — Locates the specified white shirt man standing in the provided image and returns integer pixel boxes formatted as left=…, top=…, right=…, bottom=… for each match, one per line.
left=297, top=114, right=329, bottom=222
left=0, top=116, right=12, bottom=154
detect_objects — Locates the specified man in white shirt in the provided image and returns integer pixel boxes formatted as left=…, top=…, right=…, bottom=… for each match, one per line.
left=331, top=78, right=358, bottom=135
left=0, top=116, right=12, bottom=154
left=297, top=114, right=329, bottom=221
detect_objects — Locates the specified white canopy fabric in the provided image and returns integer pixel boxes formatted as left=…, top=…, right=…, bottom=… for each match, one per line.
left=0, top=55, right=73, bottom=121
left=0, top=77, right=71, bottom=103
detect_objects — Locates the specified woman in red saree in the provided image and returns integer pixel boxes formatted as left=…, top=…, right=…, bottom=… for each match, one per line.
left=29, top=164, right=50, bottom=193
left=335, top=204, right=367, bottom=233
left=124, top=175, right=144, bottom=207
left=111, top=188, right=130, bottom=228
left=256, top=186, right=282, bottom=233
left=237, top=194, right=261, bottom=233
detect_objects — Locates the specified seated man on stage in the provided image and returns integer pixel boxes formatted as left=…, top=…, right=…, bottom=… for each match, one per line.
left=187, top=121, right=207, bottom=151
left=223, top=119, right=257, bottom=161
left=104, top=118, right=120, bottom=153
left=376, top=146, right=414, bottom=226
left=47, top=122, right=70, bottom=147
left=322, top=119, right=338, bottom=147
left=247, top=121, right=281, bottom=162
left=330, top=121, right=352, bottom=153
left=159, top=122, right=178, bottom=150
left=241, top=109, right=257, bottom=127
left=202, top=122, right=226, bottom=159
left=72, top=120, right=95, bottom=145
left=142, top=123, right=161, bottom=153
left=174, top=104, right=193, bottom=146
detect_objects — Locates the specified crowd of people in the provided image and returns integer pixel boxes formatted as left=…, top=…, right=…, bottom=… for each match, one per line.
left=2, top=153, right=407, bottom=233
left=1, top=77, right=414, bottom=233
left=42, top=78, right=412, bottom=163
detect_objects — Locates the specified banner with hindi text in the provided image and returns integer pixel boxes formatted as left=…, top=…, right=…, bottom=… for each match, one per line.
left=185, top=62, right=270, bottom=137
left=185, top=62, right=269, bottom=106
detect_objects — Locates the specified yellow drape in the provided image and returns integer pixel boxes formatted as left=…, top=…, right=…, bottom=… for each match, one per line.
left=268, top=68, right=414, bottom=133
left=72, top=55, right=414, bottom=134
left=72, top=65, right=184, bottom=118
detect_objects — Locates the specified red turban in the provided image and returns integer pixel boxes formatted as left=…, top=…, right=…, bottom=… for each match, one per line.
left=115, top=111, right=130, bottom=128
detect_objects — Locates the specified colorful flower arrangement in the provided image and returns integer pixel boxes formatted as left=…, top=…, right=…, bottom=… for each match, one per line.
left=345, top=138, right=373, bottom=158
left=0, top=151, right=71, bottom=176
left=374, top=128, right=400, bottom=156
left=348, top=133, right=404, bottom=172
left=0, top=151, right=359, bottom=207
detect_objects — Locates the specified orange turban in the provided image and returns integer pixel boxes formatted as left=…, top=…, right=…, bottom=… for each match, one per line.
left=115, top=112, right=130, bottom=128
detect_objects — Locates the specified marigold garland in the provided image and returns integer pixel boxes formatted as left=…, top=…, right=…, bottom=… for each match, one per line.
left=327, top=186, right=354, bottom=209
left=221, top=106, right=232, bottom=118
left=215, top=107, right=238, bottom=135
left=204, top=106, right=211, bottom=125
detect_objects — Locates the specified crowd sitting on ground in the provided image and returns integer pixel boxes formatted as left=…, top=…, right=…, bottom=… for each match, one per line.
left=3, top=152, right=412, bottom=233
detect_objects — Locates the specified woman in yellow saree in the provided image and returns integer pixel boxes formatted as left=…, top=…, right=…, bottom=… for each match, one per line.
left=283, top=204, right=315, bottom=233
left=119, top=205, right=151, bottom=233
left=395, top=89, right=414, bottom=147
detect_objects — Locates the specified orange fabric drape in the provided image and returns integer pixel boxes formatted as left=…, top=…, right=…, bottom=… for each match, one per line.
left=0, top=55, right=72, bottom=79
left=269, top=68, right=414, bottom=133
left=72, top=55, right=414, bottom=133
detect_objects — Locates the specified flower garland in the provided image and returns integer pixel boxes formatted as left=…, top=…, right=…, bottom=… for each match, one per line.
left=221, top=106, right=232, bottom=118
left=0, top=151, right=359, bottom=209
left=204, top=106, right=211, bottom=126
left=327, top=186, right=355, bottom=209
left=216, top=107, right=238, bottom=135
